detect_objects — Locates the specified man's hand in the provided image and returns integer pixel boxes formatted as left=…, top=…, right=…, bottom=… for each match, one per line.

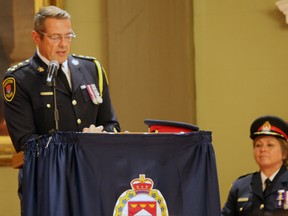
left=82, top=124, right=104, bottom=133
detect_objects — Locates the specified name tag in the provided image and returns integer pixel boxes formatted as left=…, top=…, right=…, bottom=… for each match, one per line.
left=40, top=92, right=53, bottom=96
left=237, top=197, right=249, bottom=202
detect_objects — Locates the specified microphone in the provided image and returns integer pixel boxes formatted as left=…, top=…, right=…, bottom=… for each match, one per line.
left=46, top=60, right=60, bottom=86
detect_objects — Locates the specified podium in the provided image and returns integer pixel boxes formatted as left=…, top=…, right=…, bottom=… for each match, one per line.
left=22, top=131, right=221, bottom=216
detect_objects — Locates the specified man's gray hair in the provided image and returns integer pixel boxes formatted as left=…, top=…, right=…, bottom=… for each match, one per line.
left=34, top=6, right=70, bottom=32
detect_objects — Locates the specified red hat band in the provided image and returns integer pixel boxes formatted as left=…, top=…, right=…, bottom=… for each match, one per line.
left=149, top=125, right=193, bottom=133
left=257, top=121, right=288, bottom=140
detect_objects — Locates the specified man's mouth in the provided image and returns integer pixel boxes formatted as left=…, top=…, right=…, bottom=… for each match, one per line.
left=57, top=51, right=66, bottom=56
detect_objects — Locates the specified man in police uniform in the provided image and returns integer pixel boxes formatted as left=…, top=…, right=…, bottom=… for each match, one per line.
left=2, top=6, right=120, bottom=153
left=221, top=115, right=288, bottom=216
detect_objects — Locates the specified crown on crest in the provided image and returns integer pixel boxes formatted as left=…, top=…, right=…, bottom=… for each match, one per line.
left=130, top=174, right=154, bottom=193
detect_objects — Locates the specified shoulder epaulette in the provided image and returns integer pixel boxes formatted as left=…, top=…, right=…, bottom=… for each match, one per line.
left=72, top=54, right=96, bottom=61
left=7, top=59, right=30, bottom=73
left=237, top=171, right=256, bottom=180
left=72, top=54, right=106, bottom=96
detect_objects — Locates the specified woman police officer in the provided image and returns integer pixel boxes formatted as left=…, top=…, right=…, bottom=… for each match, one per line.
left=222, top=115, right=288, bottom=216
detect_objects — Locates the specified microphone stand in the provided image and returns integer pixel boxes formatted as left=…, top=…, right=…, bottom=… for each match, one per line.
left=51, top=71, right=59, bottom=131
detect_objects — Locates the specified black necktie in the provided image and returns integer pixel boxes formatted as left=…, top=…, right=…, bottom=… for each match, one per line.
left=58, top=65, right=71, bottom=92
left=263, top=178, right=272, bottom=196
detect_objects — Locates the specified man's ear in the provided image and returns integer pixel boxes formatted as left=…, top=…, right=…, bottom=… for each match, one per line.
left=31, top=30, right=40, bottom=44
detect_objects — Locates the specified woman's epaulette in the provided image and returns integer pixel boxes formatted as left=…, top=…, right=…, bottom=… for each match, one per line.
left=237, top=171, right=257, bottom=180
left=7, top=59, right=30, bottom=73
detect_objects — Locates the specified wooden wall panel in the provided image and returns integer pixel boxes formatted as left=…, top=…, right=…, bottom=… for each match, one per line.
left=106, top=0, right=196, bottom=132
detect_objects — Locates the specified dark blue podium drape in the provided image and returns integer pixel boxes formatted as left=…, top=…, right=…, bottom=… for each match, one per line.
left=22, top=131, right=221, bottom=216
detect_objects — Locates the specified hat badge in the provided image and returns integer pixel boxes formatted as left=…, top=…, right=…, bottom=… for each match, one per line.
left=260, top=121, right=271, bottom=132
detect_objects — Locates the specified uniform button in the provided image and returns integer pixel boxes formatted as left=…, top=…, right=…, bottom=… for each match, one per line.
left=47, top=104, right=51, bottom=108
left=77, top=119, right=81, bottom=125
left=72, top=100, right=77, bottom=105
left=259, top=204, right=264, bottom=209
left=239, top=207, right=243, bottom=212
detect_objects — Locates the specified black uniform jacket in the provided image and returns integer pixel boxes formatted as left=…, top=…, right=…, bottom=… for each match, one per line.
left=3, top=53, right=120, bottom=152
left=221, top=166, right=288, bottom=216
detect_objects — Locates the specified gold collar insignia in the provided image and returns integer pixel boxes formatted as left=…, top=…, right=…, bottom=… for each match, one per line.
left=37, top=67, right=45, bottom=72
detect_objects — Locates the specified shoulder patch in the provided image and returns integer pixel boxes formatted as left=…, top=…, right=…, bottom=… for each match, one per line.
left=7, top=59, right=30, bottom=73
left=3, top=77, right=16, bottom=102
left=72, top=54, right=96, bottom=60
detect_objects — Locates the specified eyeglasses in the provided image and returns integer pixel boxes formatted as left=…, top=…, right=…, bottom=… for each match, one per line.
left=37, top=30, right=76, bottom=42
